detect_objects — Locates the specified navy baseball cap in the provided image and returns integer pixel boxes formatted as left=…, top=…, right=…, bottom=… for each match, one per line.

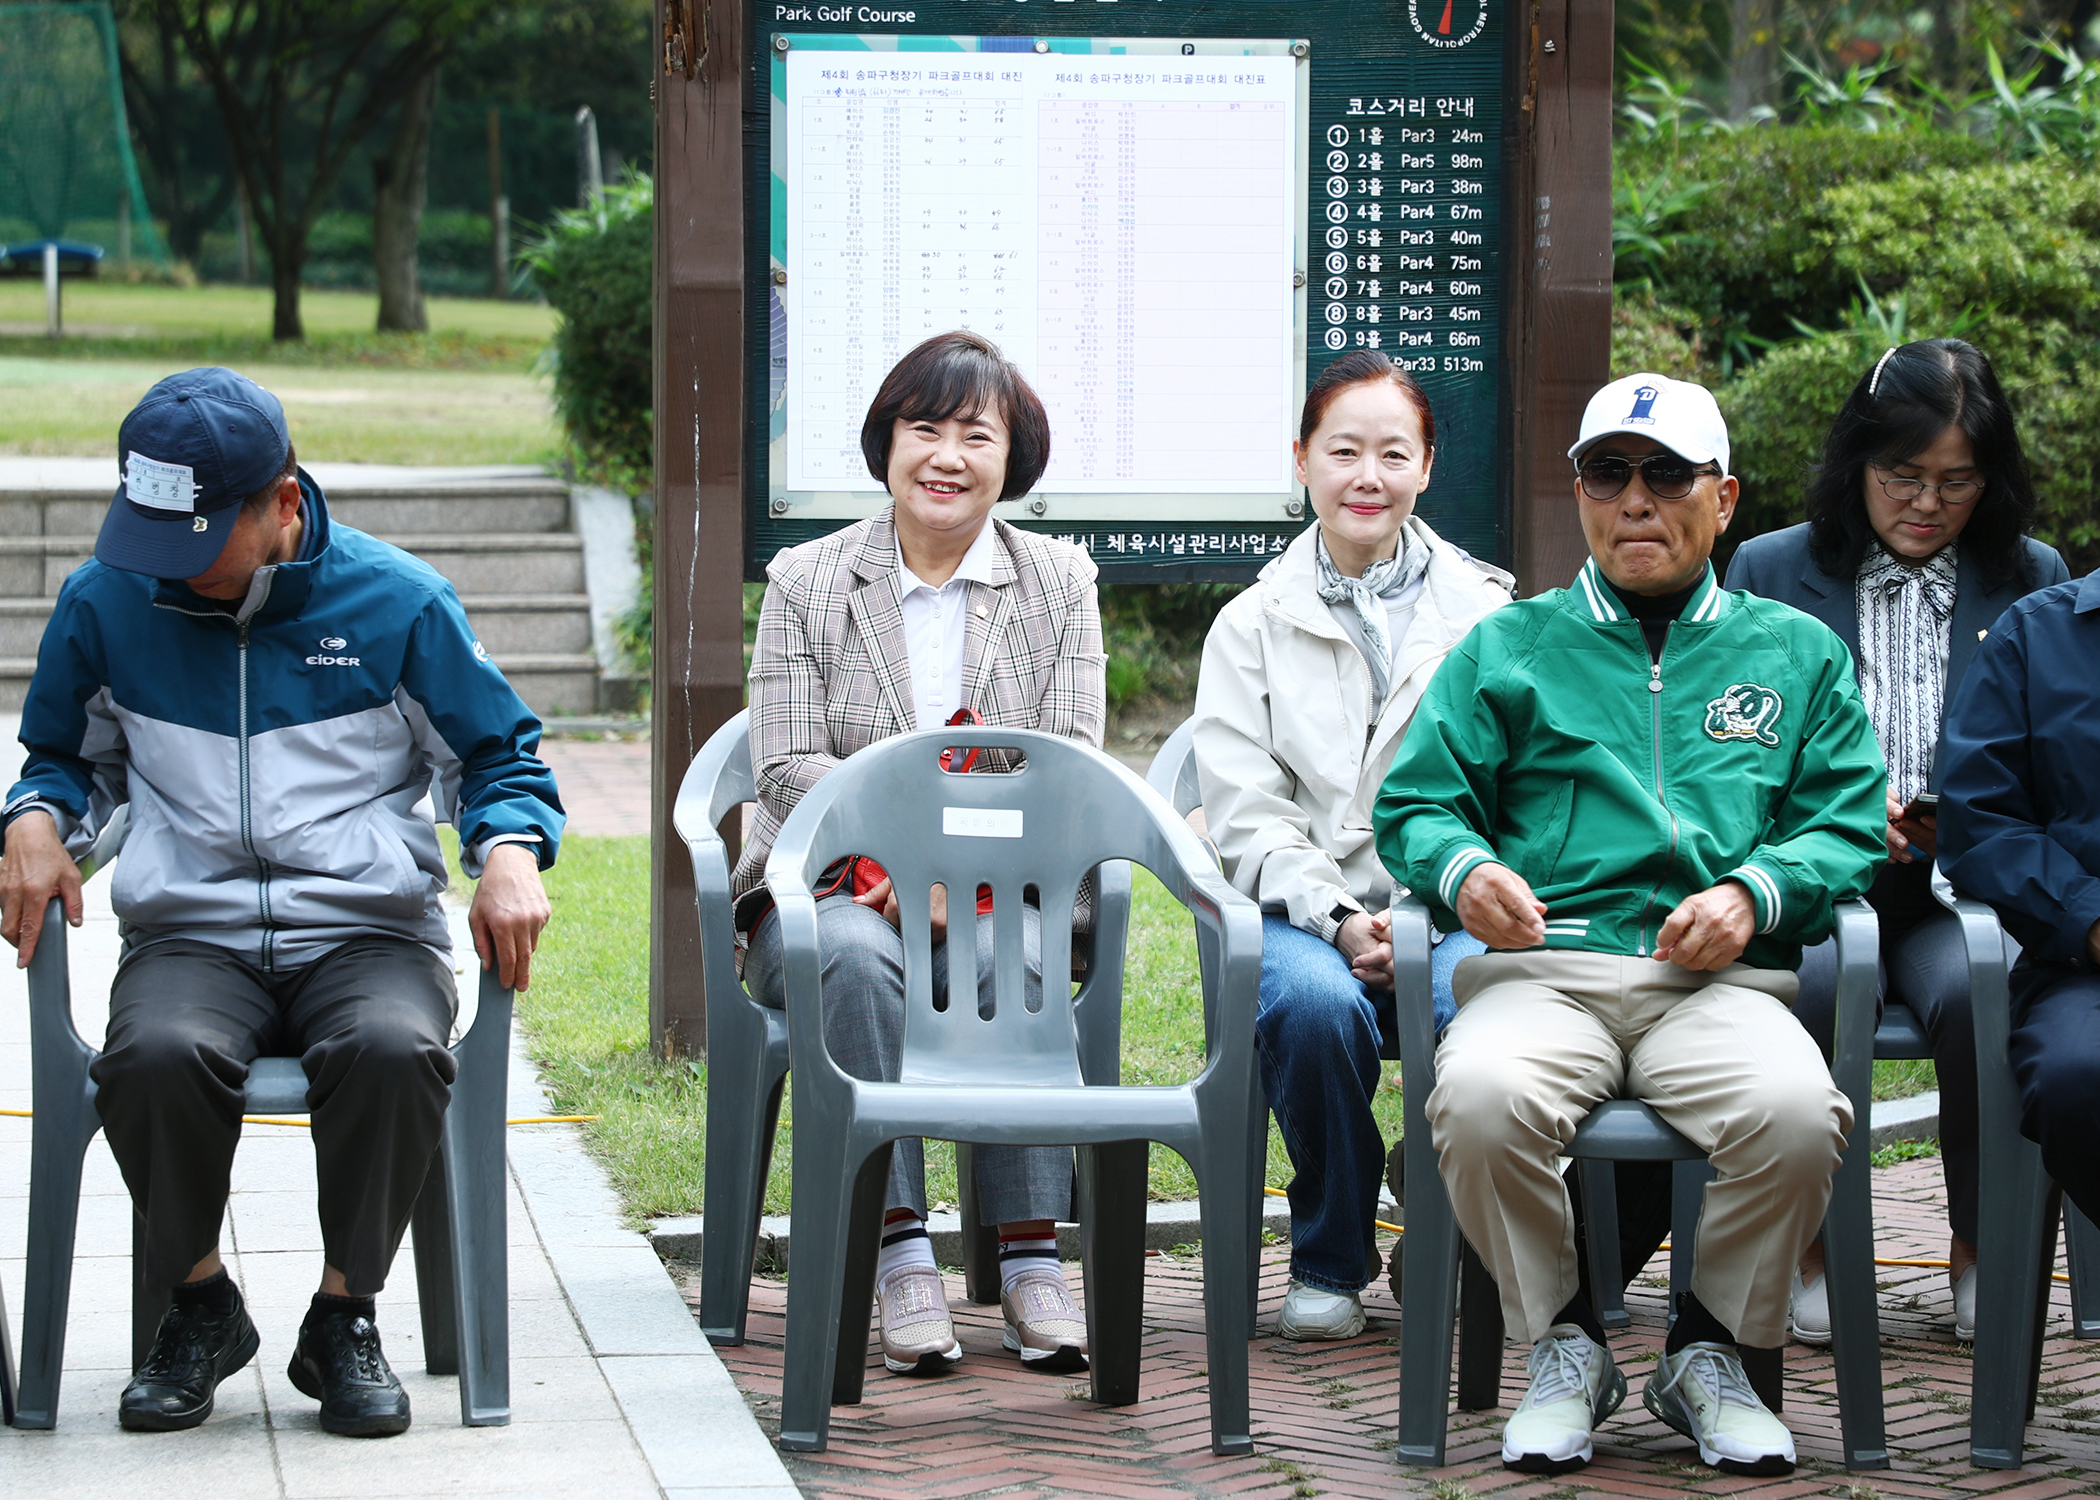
left=96, top=367, right=292, bottom=577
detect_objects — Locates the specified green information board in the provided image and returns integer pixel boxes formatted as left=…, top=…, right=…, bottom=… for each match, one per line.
left=741, top=1, right=1511, bottom=580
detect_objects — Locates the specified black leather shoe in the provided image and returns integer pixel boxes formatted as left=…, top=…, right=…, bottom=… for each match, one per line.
left=119, top=1284, right=261, bottom=1431
left=287, top=1306, right=411, bottom=1436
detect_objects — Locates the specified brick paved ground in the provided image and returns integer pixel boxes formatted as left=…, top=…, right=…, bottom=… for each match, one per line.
left=691, top=1158, right=2100, bottom=1499
left=539, top=735, right=651, bottom=837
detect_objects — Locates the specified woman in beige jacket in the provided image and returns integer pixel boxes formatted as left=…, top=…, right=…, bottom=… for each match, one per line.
left=1192, top=352, right=1511, bottom=1339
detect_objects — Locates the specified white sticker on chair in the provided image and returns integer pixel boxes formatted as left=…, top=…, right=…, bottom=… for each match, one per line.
left=943, top=806, right=1023, bottom=839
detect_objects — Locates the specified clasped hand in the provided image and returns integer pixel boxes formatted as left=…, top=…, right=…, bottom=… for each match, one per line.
left=1456, top=861, right=1756, bottom=971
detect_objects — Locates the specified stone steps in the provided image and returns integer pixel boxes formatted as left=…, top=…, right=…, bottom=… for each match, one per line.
left=0, top=466, right=633, bottom=720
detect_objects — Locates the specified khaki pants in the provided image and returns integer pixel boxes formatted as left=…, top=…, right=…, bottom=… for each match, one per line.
left=1427, top=951, right=1850, bottom=1348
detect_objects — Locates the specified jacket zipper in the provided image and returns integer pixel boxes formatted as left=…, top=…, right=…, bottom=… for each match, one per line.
left=236, top=620, right=275, bottom=971
left=1634, top=633, right=1681, bottom=955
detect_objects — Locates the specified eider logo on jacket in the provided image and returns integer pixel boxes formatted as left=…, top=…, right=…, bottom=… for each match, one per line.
left=1704, top=682, right=1784, bottom=747
left=307, top=635, right=361, bottom=667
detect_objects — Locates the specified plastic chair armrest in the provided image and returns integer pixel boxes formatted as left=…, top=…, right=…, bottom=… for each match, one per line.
left=1390, top=896, right=1438, bottom=1095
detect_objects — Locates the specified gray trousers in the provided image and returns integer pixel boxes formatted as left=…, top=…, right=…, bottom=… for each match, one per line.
left=1795, top=859, right=1978, bottom=1243
left=90, top=936, right=458, bottom=1297
left=744, top=892, right=1076, bottom=1225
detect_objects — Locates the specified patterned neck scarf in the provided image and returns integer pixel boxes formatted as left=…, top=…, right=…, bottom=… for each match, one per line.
left=1856, top=541, right=1959, bottom=808
left=1314, top=525, right=1431, bottom=707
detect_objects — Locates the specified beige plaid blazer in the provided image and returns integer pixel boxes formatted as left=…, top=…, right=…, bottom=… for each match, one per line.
left=732, top=508, right=1107, bottom=913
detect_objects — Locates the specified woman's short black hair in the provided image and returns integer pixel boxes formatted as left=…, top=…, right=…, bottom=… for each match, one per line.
left=859, top=331, right=1051, bottom=501
left=1805, top=338, right=2039, bottom=586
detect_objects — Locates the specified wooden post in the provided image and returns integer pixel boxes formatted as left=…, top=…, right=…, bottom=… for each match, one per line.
left=650, top=0, right=746, bottom=1057
left=1506, top=0, right=1614, bottom=598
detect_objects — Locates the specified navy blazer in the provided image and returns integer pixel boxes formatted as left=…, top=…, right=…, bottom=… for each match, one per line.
left=1940, top=572, right=2100, bottom=969
left=1724, top=522, right=2070, bottom=789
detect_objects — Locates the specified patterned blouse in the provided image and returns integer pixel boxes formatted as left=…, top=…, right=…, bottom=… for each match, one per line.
left=1855, top=541, right=1959, bottom=808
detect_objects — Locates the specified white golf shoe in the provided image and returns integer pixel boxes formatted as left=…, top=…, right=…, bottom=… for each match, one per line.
left=1644, top=1340, right=1796, bottom=1476
left=1276, top=1280, right=1367, bottom=1341
left=1788, top=1266, right=1832, bottom=1346
left=1500, top=1324, right=1625, bottom=1473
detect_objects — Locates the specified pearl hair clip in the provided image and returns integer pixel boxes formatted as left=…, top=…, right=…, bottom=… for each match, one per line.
left=1869, top=346, right=1898, bottom=397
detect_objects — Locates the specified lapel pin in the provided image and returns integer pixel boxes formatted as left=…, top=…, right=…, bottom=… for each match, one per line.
left=1978, top=629, right=1988, bottom=640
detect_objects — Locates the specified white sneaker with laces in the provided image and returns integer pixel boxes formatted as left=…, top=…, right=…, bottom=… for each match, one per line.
left=1644, top=1340, right=1796, bottom=1476
left=1954, top=1264, right=1978, bottom=1341
left=1276, top=1281, right=1367, bottom=1341
left=1500, top=1324, right=1626, bottom=1473
left=1788, top=1266, right=1832, bottom=1346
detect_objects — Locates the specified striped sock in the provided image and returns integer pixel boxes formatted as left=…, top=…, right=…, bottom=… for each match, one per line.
left=998, top=1233, right=1060, bottom=1295
left=876, top=1212, right=936, bottom=1285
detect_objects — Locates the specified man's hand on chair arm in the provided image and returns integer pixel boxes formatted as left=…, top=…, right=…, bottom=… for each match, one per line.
left=468, top=842, right=551, bottom=990
left=0, top=808, right=82, bottom=969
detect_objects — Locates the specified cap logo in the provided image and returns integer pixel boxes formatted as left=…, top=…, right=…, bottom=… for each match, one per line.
left=192, top=516, right=209, bottom=532
left=1624, top=385, right=1660, bottom=426
left=126, top=452, right=198, bottom=514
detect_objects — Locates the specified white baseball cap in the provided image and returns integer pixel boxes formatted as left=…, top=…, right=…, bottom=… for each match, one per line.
left=1568, top=372, right=1730, bottom=473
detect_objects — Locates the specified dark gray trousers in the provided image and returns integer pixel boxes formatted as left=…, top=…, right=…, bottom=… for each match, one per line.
left=1795, top=860, right=1978, bottom=1243
left=744, top=892, right=1076, bottom=1225
left=90, top=936, right=458, bottom=1297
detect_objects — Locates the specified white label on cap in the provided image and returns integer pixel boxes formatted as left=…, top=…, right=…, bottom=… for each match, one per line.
left=125, top=453, right=197, bottom=513
left=943, top=806, right=1023, bottom=839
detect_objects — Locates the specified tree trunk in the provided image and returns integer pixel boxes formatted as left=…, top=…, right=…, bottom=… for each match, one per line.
left=1726, top=0, right=1783, bottom=120
left=270, top=225, right=305, bottom=341
left=373, top=66, right=438, bottom=334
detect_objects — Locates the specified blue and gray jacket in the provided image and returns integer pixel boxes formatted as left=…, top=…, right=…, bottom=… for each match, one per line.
left=5, top=474, right=564, bottom=970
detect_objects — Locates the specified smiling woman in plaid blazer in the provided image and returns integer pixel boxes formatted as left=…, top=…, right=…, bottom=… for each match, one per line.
left=735, top=331, right=1107, bottom=1381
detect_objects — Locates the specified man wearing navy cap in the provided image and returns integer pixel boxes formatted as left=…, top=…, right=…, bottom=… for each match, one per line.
left=0, top=368, right=564, bottom=1436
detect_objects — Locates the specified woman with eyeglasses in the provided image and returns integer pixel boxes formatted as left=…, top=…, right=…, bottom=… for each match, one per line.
left=1725, top=338, right=2069, bottom=1345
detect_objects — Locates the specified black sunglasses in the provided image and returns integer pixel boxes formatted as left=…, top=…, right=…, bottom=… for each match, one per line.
left=1577, top=454, right=1722, bottom=502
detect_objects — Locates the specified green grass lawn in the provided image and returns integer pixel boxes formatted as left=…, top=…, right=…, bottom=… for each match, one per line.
left=490, top=835, right=1940, bottom=1228
left=0, top=281, right=553, bottom=363
left=0, top=284, right=560, bottom=465
left=0, top=355, right=560, bottom=466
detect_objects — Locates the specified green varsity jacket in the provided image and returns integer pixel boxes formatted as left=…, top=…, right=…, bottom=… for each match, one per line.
left=1373, top=558, right=1888, bottom=970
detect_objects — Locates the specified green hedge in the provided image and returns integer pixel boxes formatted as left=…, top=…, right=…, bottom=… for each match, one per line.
left=1718, top=159, right=2100, bottom=571
left=1619, top=126, right=1995, bottom=359
left=521, top=176, right=653, bottom=489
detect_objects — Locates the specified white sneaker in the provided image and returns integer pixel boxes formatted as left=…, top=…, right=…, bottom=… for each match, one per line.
left=1500, top=1324, right=1626, bottom=1473
left=1788, top=1267, right=1832, bottom=1346
left=1276, top=1281, right=1367, bottom=1341
left=1645, top=1341, right=1796, bottom=1476
left=1954, top=1264, right=1977, bottom=1341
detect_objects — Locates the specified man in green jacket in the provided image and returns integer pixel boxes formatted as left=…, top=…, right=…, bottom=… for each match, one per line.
left=1375, top=374, right=1886, bottom=1479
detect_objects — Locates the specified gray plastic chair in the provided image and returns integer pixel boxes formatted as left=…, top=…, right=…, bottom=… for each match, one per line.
left=766, top=725, right=1262, bottom=1455
left=11, top=808, right=515, bottom=1430
left=1960, top=894, right=2100, bottom=1465
left=1391, top=894, right=1889, bottom=1470
left=674, top=710, right=1133, bottom=1340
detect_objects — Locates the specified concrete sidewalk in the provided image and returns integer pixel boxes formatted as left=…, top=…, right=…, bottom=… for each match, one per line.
left=1, top=863, right=798, bottom=1499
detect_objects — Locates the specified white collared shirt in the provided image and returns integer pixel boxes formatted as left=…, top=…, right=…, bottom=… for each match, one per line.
left=897, top=520, right=1001, bottom=730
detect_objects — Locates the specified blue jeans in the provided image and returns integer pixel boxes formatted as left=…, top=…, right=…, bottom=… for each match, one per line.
left=1255, top=915, right=1483, bottom=1292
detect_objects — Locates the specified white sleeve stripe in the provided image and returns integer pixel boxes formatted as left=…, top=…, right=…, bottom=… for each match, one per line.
left=1733, top=863, right=1783, bottom=934
left=1438, top=846, right=1494, bottom=907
